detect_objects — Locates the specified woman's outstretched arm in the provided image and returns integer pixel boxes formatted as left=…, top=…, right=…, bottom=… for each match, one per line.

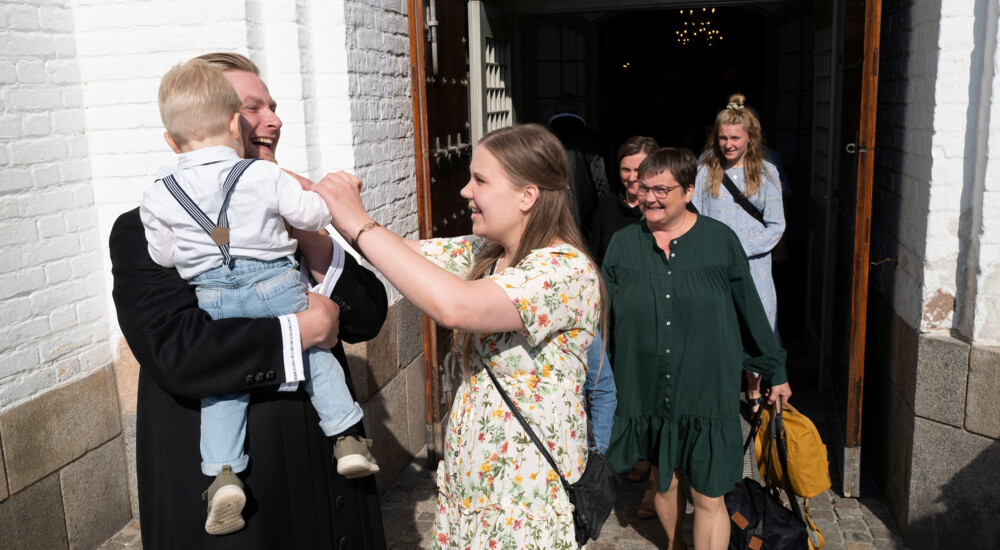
left=313, top=172, right=522, bottom=333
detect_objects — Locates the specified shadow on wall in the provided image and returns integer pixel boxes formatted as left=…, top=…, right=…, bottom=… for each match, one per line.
left=870, top=0, right=937, bottom=320
left=865, top=0, right=940, bottom=533
left=906, top=441, right=1000, bottom=548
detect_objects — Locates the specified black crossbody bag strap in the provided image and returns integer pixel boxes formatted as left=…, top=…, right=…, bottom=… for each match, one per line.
left=484, top=366, right=575, bottom=495
left=772, top=399, right=806, bottom=522
left=721, top=173, right=766, bottom=226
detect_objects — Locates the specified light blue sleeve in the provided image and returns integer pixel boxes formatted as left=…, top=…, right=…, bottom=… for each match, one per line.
left=584, top=330, right=617, bottom=454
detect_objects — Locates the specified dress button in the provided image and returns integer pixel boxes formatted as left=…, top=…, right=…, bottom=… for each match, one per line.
left=672, top=240, right=677, bottom=245
left=666, top=374, right=671, bottom=379
left=255, top=372, right=265, bottom=383
left=665, top=294, right=671, bottom=299
left=671, top=253, right=675, bottom=257
left=244, top=374, right=255, bottom=385
left=265, top=370, right=275, bottom=381
left=665, top=349, right=671, bottom=354
left=666, top=321, right=671, bottom=326
left=667, top=271, right=672, bottom=275
left=664, top=397, right=670, bottom=403
left=336, top=495, right=344, bottom=509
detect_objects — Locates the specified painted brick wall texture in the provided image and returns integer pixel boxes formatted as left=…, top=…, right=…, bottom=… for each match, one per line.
left=873, top=0, right=1000, bottom=343
left=70, top=0, right=373, bottom=356
left=974, top=21, right=1000, bottom=343
left=921, top=0, right=982, bottom=336
left=345, top=0, right=417, bottom=303
left=0, top=2, right=113, bottom=410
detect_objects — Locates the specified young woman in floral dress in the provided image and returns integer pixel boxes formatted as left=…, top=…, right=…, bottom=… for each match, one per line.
left=313, top=124, right=603, bottom=549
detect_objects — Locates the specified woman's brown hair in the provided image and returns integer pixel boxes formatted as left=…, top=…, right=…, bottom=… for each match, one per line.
left=457, top=124, right=606, bottom=374
left=700, top=93, right=766, bottom=197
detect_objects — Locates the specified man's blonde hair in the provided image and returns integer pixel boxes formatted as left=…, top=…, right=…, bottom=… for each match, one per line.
left=196, top=52, right=260, bottom=75
left=158, top=59, right=243, bottom=146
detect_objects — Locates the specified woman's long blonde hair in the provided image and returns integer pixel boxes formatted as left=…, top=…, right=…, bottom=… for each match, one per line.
left=457, top=124, right=607, bottom=375
left=701, top=93, right=766, bottom=197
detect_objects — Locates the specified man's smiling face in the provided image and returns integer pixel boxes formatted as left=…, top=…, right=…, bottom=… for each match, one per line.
left=223, top=70, right=282, bottom=162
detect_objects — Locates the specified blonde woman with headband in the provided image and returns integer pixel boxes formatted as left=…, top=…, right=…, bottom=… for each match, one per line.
left=314, top=124, right=603, bottom=549
left=693, top=93, right=786, bottom=413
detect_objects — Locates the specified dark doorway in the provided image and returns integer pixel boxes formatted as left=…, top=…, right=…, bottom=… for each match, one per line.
left=588, top=4, right=816, bottom=358
left=596, top=7, right=771, bottom=156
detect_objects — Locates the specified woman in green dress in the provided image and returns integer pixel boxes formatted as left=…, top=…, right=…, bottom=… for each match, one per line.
left=603, top=148, right=792, bottom=550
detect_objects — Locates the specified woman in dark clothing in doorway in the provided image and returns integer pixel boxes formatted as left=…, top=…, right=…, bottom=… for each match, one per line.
left=588, top=136, right=659, bottom=266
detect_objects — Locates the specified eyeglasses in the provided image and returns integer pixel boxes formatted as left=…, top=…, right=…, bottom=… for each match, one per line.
left=636, top=184, right=681, bottom=199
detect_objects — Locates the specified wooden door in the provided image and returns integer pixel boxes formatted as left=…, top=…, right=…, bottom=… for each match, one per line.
left=410, top=0, right=517, bottom=465
left=830, top=0, right=881, bottom=497
left=409, top=0, right=473, bottom=465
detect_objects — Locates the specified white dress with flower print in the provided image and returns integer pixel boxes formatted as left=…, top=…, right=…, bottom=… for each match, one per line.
left=422, top=236, right=600, bottom=550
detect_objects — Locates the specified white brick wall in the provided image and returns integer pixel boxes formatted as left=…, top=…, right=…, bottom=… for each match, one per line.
left=0, top=0, right=416, bottom=411
left=973, top=7, right=1000, bottom=343
left=873, top=0, right=1000, bottom=344
left=345, top=0, right=416, bottom=302
left=0, top=1, right=112, bottom=410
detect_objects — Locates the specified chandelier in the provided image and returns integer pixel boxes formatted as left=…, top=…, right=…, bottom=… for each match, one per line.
left=676, top=7, right=722, bottom=47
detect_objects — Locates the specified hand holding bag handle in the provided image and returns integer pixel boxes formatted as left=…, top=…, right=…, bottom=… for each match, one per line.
left=735, top=398, right=813, bottom=549
left=771, top=398, right=825, bottom=549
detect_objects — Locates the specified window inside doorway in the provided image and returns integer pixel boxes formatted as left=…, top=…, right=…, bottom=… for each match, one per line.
left=536, top=22, right=588, bottom=122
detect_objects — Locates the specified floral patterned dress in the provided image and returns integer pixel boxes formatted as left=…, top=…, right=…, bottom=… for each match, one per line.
left=421, top=236, right=600, bottom=550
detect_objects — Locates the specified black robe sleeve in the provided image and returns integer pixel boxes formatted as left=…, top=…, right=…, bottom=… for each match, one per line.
left=110, top=208, right=387, bottom=549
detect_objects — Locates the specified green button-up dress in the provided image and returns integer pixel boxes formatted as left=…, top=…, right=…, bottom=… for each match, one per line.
left=603, top=216, right=787, bottom=497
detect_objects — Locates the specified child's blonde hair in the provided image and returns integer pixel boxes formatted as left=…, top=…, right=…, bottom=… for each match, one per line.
left=158, top=59, right=243, bottom=146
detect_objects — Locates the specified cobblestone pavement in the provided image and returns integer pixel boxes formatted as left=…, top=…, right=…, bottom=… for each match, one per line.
left=380, top=391, right=912, bottom=549
left=100, top=392, right=912, bottom=549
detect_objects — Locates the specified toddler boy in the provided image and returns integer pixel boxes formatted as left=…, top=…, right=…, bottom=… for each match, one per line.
left=140, top=58, right=378, bottom=536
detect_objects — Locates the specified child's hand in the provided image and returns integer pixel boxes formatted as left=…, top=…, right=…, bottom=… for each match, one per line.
left=313, top=171, right=370, bottom=239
